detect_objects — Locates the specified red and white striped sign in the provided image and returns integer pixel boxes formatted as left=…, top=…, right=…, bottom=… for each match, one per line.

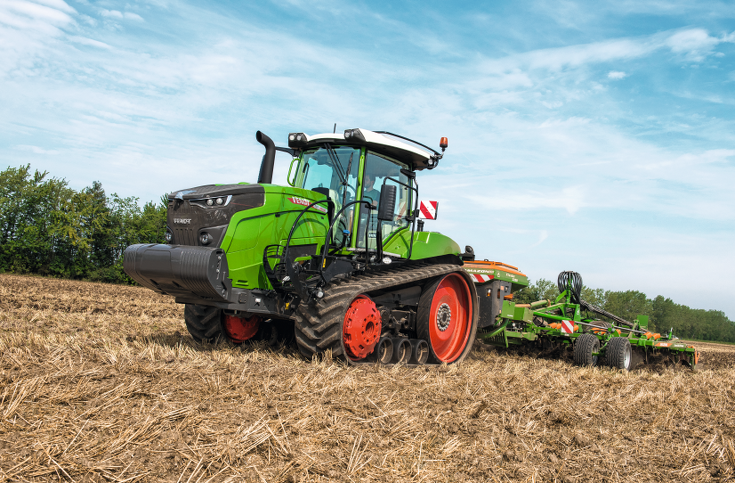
left=561, top=320, right=574, bottom=334
left=471, top=273, right=494, bottom=283
left=419, top=200, right=438, bottom=220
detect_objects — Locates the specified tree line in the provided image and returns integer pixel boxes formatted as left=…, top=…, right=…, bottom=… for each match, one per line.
left=2, top=164, right=734, bottom=343
left=514, top=279, right=735, bottom=343
left=0, top=165, right=166, bottom=284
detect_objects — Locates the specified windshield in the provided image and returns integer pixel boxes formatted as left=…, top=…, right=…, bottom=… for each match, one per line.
left=300, top=146, right=361, bottom=245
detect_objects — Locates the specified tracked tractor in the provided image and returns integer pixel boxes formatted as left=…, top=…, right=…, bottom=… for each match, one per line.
left=124, top=129, right=478, bottom=364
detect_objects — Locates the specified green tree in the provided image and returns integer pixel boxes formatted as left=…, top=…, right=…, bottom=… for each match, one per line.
left=603, top=290, right=651, bottom=327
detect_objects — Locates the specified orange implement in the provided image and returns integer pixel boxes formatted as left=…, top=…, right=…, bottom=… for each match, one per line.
left=463, top=260, right=526, bottom=277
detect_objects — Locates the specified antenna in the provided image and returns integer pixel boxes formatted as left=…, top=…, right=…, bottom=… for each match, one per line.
left=333, top=123, right=336, bottom=133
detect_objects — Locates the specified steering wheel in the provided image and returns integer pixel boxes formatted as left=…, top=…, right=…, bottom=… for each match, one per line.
left=337, top=184, right=356, bottom=204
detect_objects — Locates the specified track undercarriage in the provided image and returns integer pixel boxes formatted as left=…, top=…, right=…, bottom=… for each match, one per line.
left=293, top=262, right=478, bottom=365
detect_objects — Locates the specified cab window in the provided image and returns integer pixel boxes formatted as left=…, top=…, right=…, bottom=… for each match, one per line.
left=357, top=152, right=411, bottom=250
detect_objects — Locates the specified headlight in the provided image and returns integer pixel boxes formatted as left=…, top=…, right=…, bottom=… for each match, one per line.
left=200, top=232, right=211, bottom=245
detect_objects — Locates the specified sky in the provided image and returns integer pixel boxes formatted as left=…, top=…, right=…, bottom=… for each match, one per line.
left=1, top=0, right=734, bottom=318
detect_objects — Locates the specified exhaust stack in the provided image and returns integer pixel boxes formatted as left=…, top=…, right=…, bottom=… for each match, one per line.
left=256, top=131, right=276, bottom=184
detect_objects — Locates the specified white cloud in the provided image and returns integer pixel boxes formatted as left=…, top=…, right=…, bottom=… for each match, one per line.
left=100, top=9, right=123, bottom=19
left=97, top=10, right=144, bottom=21
left=68, top=35, right=111, bottom=49
left=608, top=71, right=627, bottom=79
left=467, top=186, right=588, bottom=215
left=1, top=0, right=74, bottom=24
left=31, top=0, right=75, bottom=13
left=477, top=28, right=734, bottom=76
left=666, top=28, right=721, bottom=61
left=16, top=144, right=59, bottom=155
left=124, top=12, right=144, bottom=22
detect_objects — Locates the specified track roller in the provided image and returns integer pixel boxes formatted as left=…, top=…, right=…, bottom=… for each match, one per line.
left=392, top=338, right=411, bottom=364
left=409, top=339, right=430, bottom=364
left=370, top=337, right=393, bottom=364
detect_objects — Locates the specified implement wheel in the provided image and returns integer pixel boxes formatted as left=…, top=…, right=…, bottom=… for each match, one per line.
left=342, top=295, right=382, bottom=361
left=417, top=272, right=475, bottom=364
left=184, top=304, right=224, bottom=343
left=222, top=315, right=261, bottom=344
left=574, top=333, right=600, bottom=367
left=605, top=337, right=632, bottom=371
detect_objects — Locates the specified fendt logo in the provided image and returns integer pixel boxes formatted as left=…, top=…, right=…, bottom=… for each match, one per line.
left=288, top=197, right=327, bottom=213
left=173, top=218, right=192, bottom=224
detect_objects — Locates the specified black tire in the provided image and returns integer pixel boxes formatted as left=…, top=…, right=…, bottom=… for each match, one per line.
left=605, top=337, right=632, bottom=371
left=574, top=333, right=600, bottom=367
left=184, top=304, right=224, bottom=343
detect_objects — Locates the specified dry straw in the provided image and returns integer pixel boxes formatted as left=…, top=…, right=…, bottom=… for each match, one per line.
left=0, top=274, right=734, bottom=482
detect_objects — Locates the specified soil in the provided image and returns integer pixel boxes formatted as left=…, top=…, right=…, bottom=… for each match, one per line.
left=1, top=273, right=734, bottom=482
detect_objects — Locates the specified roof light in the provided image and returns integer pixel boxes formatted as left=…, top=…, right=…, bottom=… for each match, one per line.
left=288, top=132, right=308, bottom=148
left=343, top=128, right=366, bottom=142
left=440, top=137, right=448, bottom=149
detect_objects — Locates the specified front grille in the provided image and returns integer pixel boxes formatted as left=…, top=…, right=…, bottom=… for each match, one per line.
left=174, top=227, right=197, bottom=246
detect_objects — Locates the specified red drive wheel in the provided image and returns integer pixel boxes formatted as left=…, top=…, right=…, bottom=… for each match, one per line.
left=223, top=314, right=261, bottom=343
left=418, top=272, right=474, bottom=363
left=342, top=295, right=382, bottom=361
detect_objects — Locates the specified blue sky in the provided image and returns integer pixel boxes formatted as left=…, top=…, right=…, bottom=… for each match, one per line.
left=2, top=0, right=734, bottom=318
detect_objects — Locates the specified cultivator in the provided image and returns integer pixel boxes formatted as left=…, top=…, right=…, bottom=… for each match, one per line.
left=465, top=262, right=700, bottom=371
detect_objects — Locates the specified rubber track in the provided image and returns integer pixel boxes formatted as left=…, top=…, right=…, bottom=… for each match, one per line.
left=293, top=263, right=464, bottom=363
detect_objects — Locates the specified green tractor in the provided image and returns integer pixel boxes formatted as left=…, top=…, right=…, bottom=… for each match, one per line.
left=124, top=129, right=478, bottom=364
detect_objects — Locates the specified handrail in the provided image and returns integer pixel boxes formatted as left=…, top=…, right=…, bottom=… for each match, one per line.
left=318, top=200, right=373, bottom=283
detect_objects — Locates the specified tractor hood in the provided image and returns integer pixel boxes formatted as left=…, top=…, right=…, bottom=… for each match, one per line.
left=166, top=183, right=265, bottom=247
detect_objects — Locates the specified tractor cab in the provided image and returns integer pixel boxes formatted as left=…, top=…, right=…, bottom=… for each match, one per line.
left=288, top=129, right=444, bottom=254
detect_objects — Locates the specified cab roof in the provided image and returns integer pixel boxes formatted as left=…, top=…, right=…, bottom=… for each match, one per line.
left=287, top=128, right=438, bottom=171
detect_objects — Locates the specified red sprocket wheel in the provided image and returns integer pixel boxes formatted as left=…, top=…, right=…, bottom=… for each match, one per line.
left=223, top=314, right=261, bottom=343
left=423, top=273, right=473, bottom=363
left=342, top=295, right=382, bottom=360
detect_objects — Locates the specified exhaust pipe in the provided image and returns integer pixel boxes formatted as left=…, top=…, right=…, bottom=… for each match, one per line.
left=256, top=131, right=276, bottom=184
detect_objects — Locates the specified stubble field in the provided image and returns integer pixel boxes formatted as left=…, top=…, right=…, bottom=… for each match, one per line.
left=0, top=274, right=734, bottom=482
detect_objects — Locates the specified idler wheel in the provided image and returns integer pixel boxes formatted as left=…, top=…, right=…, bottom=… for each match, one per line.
left=418, top=273, right=473, bottom=363
left=342, top=295, right=382, bottom=361
left=223, top=314, right=261, bottom=343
